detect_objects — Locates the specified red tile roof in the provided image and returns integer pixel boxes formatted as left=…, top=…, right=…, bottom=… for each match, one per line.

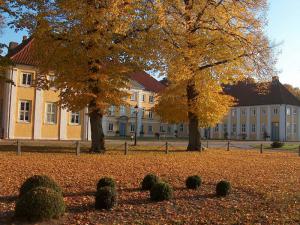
left=224, top=79, right=300, bottom=107
left=130, top=71, right=165, bottom=93
left=7, top=37, right=36, bottom=66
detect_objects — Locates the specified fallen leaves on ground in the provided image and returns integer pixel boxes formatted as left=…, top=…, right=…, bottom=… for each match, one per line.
left=0, top=150, right=299, bottom=224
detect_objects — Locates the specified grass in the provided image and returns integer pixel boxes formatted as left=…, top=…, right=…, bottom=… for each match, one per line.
left=252, top=143, right=300, bottom=151
left=0, top=150, right=299, bottom=224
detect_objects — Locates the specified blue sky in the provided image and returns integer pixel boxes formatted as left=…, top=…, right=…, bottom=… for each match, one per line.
left=1, top=0, right=300, bottom=88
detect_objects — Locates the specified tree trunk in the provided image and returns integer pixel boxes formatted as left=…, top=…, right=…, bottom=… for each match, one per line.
left=90, top=110, right=105, bottom=153
left=186, top=82, right=201, bottom=151
left=187, top=111, right=201, bottom=151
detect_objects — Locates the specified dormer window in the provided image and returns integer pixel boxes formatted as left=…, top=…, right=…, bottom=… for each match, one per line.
left=21, top=73, right=33, bottom=86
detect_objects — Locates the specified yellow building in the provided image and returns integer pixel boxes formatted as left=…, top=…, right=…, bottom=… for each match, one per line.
left=0, top=37, right=188, bottom=140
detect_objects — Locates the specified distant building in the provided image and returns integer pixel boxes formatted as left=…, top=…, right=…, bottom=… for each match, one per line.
left=207, top=77, right=300, bottom=141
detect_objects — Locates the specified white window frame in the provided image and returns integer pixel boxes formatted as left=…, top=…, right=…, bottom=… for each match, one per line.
left=286, top=107, right=291, bottom=116
left=108, top=123, right=114, bottom=132
left=232, top=124, right=236, bottom=133
left=214, top=124, right=219, bottom=132
left=273, top=108, right=278, bottom=115
left=45, top=102, right=57, bottom=124
left=108, top=106, right=115, bottom=116
left=120, top=105, right=126, bottom=116
left=179, top=124, right=184, bottom=132
left=148, top=110, right=153, bottom=119
left=148, top=125, right=153, bottom=133
left=292, top=108, right=297, bottom=115
left=231, top=109, right=236, bottom=117
left=70, top=111, right=80, bottom=125
left=130, top=92, right=137, bottom=101
left=18, top=100, right=31, bottom=123
left=251, top=124, right=256, bottom=133
left=130, top=123, right=135, bottom=132
left=20, top=72, right=33, bottom=87
left=251, top=108, right=256, bottom=116
left=142, top=94, right=145, bottom=102
left=149, top=95, right=154, bottom=104
left=130, top=107, right=136, bottom=117
left=241, top=124, right=246, bottom=133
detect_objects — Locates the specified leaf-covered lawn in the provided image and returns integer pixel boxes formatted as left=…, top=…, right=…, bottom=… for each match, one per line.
left=0, top=150, right=299, bottom=224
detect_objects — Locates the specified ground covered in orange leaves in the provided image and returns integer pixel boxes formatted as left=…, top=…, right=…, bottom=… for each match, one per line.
left=0, top=150, right=299, bottom=225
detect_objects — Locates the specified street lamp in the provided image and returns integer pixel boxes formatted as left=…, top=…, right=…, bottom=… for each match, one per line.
left=134, top=104, right=139, bottom=146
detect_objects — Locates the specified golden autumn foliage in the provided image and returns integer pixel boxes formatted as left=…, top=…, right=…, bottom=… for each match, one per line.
left=7, top=0, right=162, bottom=151
left=151, top=0, right=275, bottom=150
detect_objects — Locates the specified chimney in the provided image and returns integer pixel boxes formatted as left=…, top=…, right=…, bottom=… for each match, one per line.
left=272, top=76, right=279, bottom=82
left=8, top=42, right=18, bottom=51
left=22, top=36, right=27, bottom=42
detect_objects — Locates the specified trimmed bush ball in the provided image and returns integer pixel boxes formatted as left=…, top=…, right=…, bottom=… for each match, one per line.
left=15, top=187, right=65, bottom=222
left=19, top=175, right=62, bottom=197
left=186, top=175, right=202, bottom=189
left=141, top=174, right=160, bottom=191
left=216, top=180, right=231, bottom=197
left=150, top=182, right=173, bottom=202
left=271, top=141, right=284, bottom=148
left=95, top=186, right=117, bottom=210
left=97, top=177, right=116, bottom=190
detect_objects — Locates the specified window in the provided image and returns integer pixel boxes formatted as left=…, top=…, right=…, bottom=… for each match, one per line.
left=241, top=124, right=246, bottom=133
left=262, top=108, right=266, bottom=115
left=251, top=108, right=256, bottom=116
left=273, top=108, right=278, bottom=115
left=179, top=124, right=184, bottom=132
left=130, top=92, right=137, bottom=101
left=45, top=103, right=57, bottom=124
left=140, top=124, right=144, bottom=132
left=148, top=125, right=153, bottom=133
left=286, top=107, right=291, bottom=116
left=148, top=110, right=153, bottom=119
left=130, top=107, right=136, bottom=117
left=160, top=125, right=165, bottom=133
left=149, top=96, right=154, bottom=103
left=21, top=73, right=33, bottom=86
left=251, top=124, right=256, bottom=133
left=108, top=106, right=115, bottom=116
left=287, top=123, right=291, bottom=133
left=223, top=124, right=227, bottom=133
left=232, top=124, right=236, bottom=133
left=130, top=123, right=135, bottom=132
left=293, top=108, right=297, bottom=115
left=141, top=108, right=145, bottom=118
left=214, top=124, right=219, bottom=132
left=231, top=109, right=236, bottom=117
left=167, top=126, right=171, bottom=133
left=142, top=94, right=145, bottom=102
left=108, top=123, right=113, bottom=131
left=293, top=124, right=297, bottom=133
left=120, top=105, right=126, bottom=116
left=241, top=109, right=246, bottom=116
left=70, top=112, right=80, bottom=125
left=19, top=100, right=30, bottom=122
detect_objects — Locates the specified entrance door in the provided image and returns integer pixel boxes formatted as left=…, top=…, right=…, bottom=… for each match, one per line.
left=271, top=122, right=279, bottom=141
left=119, top=123, right=126, bottom=137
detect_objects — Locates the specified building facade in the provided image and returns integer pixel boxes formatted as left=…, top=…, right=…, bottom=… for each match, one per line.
left=0, top=38, right=188, bottom=140
left=1, top=38, right=300, bottom=141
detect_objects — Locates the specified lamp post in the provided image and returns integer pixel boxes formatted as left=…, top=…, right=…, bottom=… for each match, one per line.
left=134, top=104, right=139, bottom=146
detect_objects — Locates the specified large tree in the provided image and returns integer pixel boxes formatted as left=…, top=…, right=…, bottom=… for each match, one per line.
left=153, top=0, right=275, bottom=150
left=8, top=0, right=161, bottom=152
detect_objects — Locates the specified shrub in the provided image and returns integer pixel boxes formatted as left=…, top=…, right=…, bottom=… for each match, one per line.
left=97, top=177, right=116, bottom=191
left=141, top=174, right=160, bottom=191
left=271, top=141, right=284, bottom=148
left=19, top=175, right=62, bottom=197
left=150, top=182, right=173, bottom=201
left=216, top=180, right=231, bottom=197
left=186, top=175, right=202, bottom=189
left=15, top=187, right=65, bottom=222
left=95, top=186, right=117, bottom=210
